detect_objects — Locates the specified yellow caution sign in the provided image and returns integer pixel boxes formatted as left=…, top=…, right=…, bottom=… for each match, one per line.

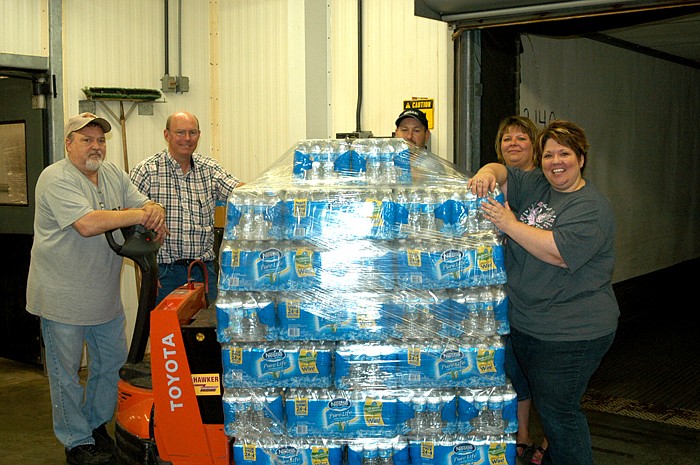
left=403, top=99, right=434, bottom=129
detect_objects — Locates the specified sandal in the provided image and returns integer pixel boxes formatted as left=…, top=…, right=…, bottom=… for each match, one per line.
left=529, top=446, right=547, bottom=465
left=516, top=443, right=534, bottom=458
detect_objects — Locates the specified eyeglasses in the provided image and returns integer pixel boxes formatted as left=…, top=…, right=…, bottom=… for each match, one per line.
left=170, top=129, right=200, bottom=137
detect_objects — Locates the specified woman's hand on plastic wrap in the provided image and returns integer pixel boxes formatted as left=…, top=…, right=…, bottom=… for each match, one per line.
left=467, top=172, right=496, bottom=197
left=480, top=197, right=515, bottom=232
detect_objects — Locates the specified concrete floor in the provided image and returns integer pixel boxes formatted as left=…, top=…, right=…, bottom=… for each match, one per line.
left=2, top=356, right=699, bottom=465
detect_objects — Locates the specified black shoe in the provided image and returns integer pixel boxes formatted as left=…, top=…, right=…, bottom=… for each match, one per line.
left=65, top=444, right=112, bottom=465
left=92, top=424, right=116, bottom=455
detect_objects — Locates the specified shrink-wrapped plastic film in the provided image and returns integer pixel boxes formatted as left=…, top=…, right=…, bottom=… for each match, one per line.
left=218, top=139, right=516, bottom=465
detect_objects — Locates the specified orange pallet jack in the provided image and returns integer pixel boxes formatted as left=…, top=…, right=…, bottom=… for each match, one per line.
left=107, top=225, right=230, bottom=465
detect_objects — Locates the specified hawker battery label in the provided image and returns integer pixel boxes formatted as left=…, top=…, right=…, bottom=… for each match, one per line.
left=191, top=373, right=221, bottom=396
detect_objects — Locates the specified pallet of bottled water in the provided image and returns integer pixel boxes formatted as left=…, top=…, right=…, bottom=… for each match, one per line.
left=217, top=138, right=517, bottom=465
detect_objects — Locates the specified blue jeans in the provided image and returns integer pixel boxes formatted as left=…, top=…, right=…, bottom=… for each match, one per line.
left=41, top=314, right=127, bottom=449
left=510, top=328, right=615, bottom=465
left=157, top=260, right=217, bottom=305
left=504, top=333, right=531, bottom=402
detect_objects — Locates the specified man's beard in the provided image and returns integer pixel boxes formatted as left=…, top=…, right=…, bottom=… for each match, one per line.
left=85, top=157, right=103, bottom=172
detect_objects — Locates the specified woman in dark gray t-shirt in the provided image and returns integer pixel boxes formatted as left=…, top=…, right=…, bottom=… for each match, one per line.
left=468, top=120, right=619, bottom=465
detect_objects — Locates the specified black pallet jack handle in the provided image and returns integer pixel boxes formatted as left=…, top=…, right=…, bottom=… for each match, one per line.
left=105, top=224, right=160, bottom=364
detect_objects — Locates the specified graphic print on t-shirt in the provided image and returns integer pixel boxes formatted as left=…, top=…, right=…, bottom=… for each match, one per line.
left=519, top=201, right=556, bottom=229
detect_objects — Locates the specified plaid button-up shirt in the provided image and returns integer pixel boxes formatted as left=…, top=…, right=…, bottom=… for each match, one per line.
left=130, top=149, right=241, bottom=264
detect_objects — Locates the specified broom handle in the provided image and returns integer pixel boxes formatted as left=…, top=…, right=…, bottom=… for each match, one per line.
left=117, top=101, right=141, bottom=297
left=120, top=101, right=129, bottom=172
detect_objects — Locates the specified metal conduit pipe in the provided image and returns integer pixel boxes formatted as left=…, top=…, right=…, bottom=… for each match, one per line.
left=355, top=0, right=364, bottom=133
left=164, top=0, right=169, bottom=76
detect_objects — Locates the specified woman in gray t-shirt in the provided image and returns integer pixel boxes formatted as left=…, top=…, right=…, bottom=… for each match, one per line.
left=468, top=119, right=619, bottom=465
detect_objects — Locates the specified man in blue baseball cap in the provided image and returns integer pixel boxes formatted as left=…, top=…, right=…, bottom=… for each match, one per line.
left=394, top=108, right=431, bottom=149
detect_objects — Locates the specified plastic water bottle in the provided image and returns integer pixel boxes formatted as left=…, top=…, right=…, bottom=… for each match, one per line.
left=463, top=288, right=480, bottom=335
left=491, top=285, right=508, bottom=334
left=478, top=287, right=496, bottom=335
left=457, top=389, right=477, bottom=434
left=362, top=444, right=379, bottom=465
left=501, top=383, right=518, bottom=433
left=433, top=189, right=449, bottom=236
left=472, top=392, right=490, bottom=433
left=293, top=141, right=310, bottom=181
left=478, top=183, right=505, bottom=232
left=379, top=141, right=397, bottom=184
left=236, top=393, right=253, bottom=434
left=426, top=394, right=445, bottom=433
left=285, top=189, right=309, bottom=240
left=487, top=388, right=505, bottom=433
left=263, top=190, right=283, bottom=240
left=451, top=189, right=467, bottom=236
left=407, top=189, right=422, bottom=235
left=321, top=142, right=337, bottom=180
left=249, top=397, right=268, bottom=433
left=448, top=288, right=466, bottom=337
left=216, top=291, right=244, bottom=341
left=225, top=192, right=243, bottom=240
left=377, top=188, right=394, bottom=240
left=411, top=395, right=428, bottom=432
left=463, top=189, right=479, bottom=233
left=478, top=232, right=506, bottom=285
left=239, top=195, right=255, bottom=241
left=241, top=293, right=266, bottom=341
left=252, top=197, right=269, bottom=240
left=441, top=391, right=458, bottom=434
left=366, top=141, right=381, bottom=185
left=394, top=188, right=409, bottom=238
left=401, top=301, right=418, bottom=339
left=377, top=442, right=394, bottom=465
left=420, top=191, right=436, bottom=234
left=308, top=141, right=323, bottom=181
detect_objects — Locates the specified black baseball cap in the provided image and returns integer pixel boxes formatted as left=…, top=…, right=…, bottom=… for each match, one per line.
left=395, top=109, right=429, bottom=130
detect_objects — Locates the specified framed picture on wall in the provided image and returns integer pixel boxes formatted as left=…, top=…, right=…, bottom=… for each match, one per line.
left=0, top=121, right=28, bottom=206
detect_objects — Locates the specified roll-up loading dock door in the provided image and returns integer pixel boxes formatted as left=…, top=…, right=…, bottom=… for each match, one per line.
left=413, top=0, right=700, bottom=172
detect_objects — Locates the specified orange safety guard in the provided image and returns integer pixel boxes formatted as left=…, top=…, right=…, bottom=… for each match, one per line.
left=116, top=379, right=154, bottom=440
left=149, top=286, right=229, bottom=465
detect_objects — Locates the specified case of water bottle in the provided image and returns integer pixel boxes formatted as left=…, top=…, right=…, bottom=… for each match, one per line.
left=217, top=138, right=516, bottom=465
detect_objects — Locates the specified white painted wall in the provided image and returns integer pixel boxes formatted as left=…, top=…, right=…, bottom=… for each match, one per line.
left=0, top=0, right=47, bottom=56
left=519, top=33, right=700, bottom=283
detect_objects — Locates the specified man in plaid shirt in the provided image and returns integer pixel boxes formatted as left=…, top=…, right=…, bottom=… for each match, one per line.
left=130, top=111, right=243, bottom=304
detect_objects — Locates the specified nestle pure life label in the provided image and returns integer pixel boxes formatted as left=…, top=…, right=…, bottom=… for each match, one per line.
left=408, top=437, right=515, bottom=465
left=222, top=343, right=333, bottom=388
left=220, top=244, right=319, bottom=291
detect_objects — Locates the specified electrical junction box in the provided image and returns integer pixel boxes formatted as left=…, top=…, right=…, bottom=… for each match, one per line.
left=161, top=74, right=177, bottom=93
left=176, top=76, right=190, bottom=93
left=161, top=75, right=189, bottom=93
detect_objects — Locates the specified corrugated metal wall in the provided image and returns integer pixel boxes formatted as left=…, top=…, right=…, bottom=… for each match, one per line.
left=3, top=0, right=452, bottom=183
